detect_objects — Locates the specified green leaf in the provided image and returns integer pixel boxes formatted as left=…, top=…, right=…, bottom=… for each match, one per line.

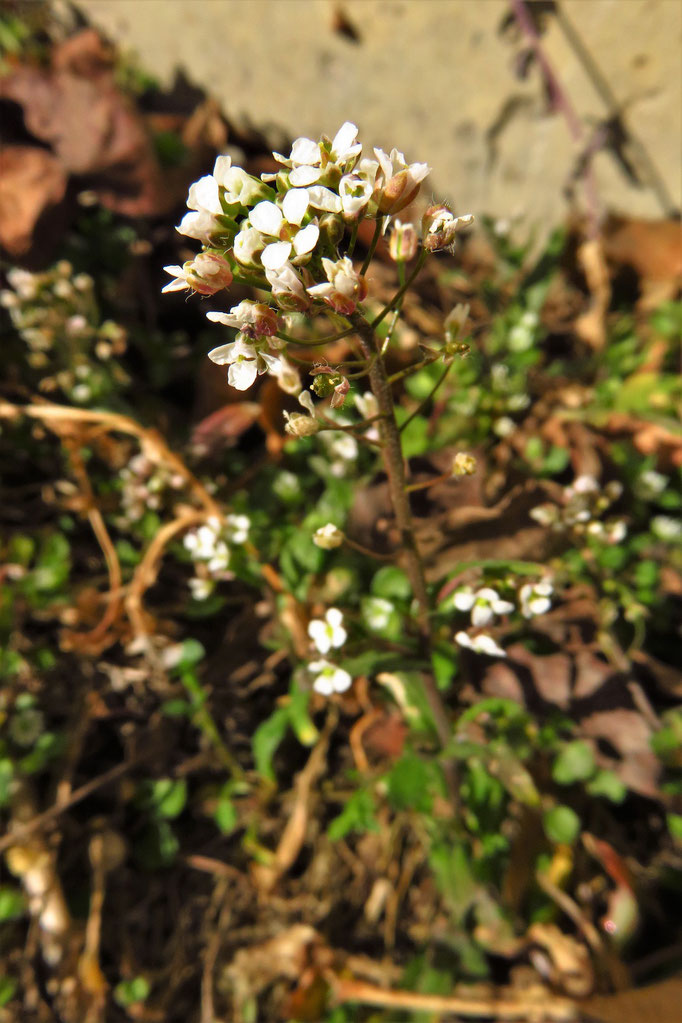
left=169, top=639, right=205, bottom=674
left=371, top=565, right=412, bottom=600
left=288, top=684, right=319, bottom=747
left=0, top=759, right=13, bottom=807
left=586, top=769, right=627, bottom=803
left=667, top=813, right=682, bottom=842
left=135, top=819, right=179, bottom=869
left=143, top=778, right=187, bottom=819
left=386, top=754, right=435, bottom=814
left=114, top=976, right=150, bottom=1007
left=431, top=642, right=458, bottom=691
left=552, top=741, right=596, bottom=785
left=161, top=699, right=192, bottom=718
left=543, top=805, right=581, bottom=844
left=215, top=789, right=238, bottom=834
left=0, top=886, right=26, bottom=921
left=0, top=976, right=17, bottom=1007
left=328, top=789, right=379, bottom=841
left=252, top=707, right=290, bottom=782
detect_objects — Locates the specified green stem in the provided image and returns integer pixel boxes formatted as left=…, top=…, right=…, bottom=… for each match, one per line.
left=349, top=312, right=452, bottom=752
left=399, top=361, right=454, bottom=434
left=370, top=248, right=428, bottom=330
left=361, top=219, right=384, bottom=275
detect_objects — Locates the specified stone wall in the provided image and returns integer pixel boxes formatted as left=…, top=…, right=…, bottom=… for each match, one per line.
left=76, top=0, right=681, bottom=231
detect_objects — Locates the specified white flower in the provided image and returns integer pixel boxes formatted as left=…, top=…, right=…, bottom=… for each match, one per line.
left=313, top=523, right=344, bottom=550
left=309, top=659, right=353, bottom=696
left=455, top=631, right=506, bottom=657
left=373, top=147, right=430, bottom=214
left=637, top=469, right=667, bottom=498
left=207, top=335, right=260, bottom=390
left=176, top=209, right=219, bottom=244
left=454, top=587, right=514, bottom=626
left=307, top=256, right=367, bottom=315
left=162, top=252, right=233, bottom=295
left=184, top=521, right=220, bottom=559
left=651, top=515, right=681, bottom=541
left=249, top=197, right=320, bottom=270
left=206, top=301, right=278, bottom=337
left=189, top=577, right=215, bottom=601
left=363, top=596, right=394, bottom=631
left=226, top=514, right=250, bottom=544
left=339, top=173, right=374, bottom=218
left=264, top=261, right=311, bottom=312
left=604, top=519, right=627, bottom=544
left=275, top=122, right=362, bottom=186
left=571, top=475, right=599, bottom=496
left=259, top=351, right=302, bottom=395
left=423, top=206, right=474, bottom=252
left=308, top=608, right=347, bottom=654
left=519, top=581, right=553, bottom=618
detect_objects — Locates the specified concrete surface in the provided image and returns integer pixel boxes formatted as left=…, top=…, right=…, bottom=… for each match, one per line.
left=75, top=0, right=682, bottom=232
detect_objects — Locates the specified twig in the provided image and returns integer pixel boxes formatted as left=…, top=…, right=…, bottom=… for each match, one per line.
left=0, top=756, right=149, bottom=856
left=510, top=0, right=601, bottom=238
left=327, top=975, right=578, bottom=1020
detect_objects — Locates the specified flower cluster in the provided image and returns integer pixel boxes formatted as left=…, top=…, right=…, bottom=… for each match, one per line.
left=1, top=263, right=127, bottom=403
left=451, top=577, right=554, bottom=659
left=530, top=475, right=626, bottom=544
left=183, top=514, right=250, bottom=600
left=164, top=123, right=471, bottom=403
left=306, top=607, right=351, bottom=695
left=117, top=453, right=185, bottom=526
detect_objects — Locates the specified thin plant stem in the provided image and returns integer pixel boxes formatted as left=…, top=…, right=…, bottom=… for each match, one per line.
left=361, top=219, right=384, bottom=275
left=399, top=361, right=454, bottom=434
left=349, top=313, right=452, bottom=754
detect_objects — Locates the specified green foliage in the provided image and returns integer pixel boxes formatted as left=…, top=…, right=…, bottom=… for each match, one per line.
left=114, top=976, right=151, bottom=1008
left=328, top=788, right=380, bottom=841
left=543, top=805, right=581, bottom=844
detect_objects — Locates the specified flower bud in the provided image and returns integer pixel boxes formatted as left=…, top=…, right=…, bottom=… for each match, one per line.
left=284, top=412, right=320, bottom=437
left=388, top=220, right=418, bottom=262
left=422, top=205, right=474, bottom=252
left=313, top=523, right=344, bottom=550
left=452, top=452, right=477, bottom=477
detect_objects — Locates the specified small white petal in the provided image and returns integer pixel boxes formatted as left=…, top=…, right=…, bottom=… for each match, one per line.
left=250, top=201, right=283, bottom=236
left=455, top=631, right=473, bottom=649
left=471, top=605, right=494, bottom=627
left=261, top=241, right=293, bottom=270
left=206, top=311, right=233, bottom=326
left=332, top=121, right=359, bottom=158
left=453, top=591, right=476, bottom=612
left=207, top=342, right=239, bottom=365
left=290, top=137, right=320, bottom=165
left=189, top=175, right=221, bottom=214
left=293, top=223, right=319, bottom=255
left=228, top=359, right=258, bottom=390
left=282, top=189, right=310, bottom=224
left=290, top=165, right=321, bottom=186
left=306, top=185, right=343, bottom=213
left=212, top=154, right=232, bottom=184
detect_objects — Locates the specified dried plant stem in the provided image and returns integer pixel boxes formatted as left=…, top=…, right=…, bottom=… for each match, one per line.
left=350, top=313, right=452, bottom=751
left=328, top=976, right=577, bottom=1021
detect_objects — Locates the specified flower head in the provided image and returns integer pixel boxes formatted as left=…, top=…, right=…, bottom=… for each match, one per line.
left=455, top=631, right=506, bottom=658
left=422, top=205, right=474, bottom=252
left=307, top=256, right=368, bottom=315
left=308, top=608, right=347, bottom=654
left=313, top=523, right=344, bottom=550
left=373, top=147, right=430, bottom=215
left=309, top=659, right=353, bottom=696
